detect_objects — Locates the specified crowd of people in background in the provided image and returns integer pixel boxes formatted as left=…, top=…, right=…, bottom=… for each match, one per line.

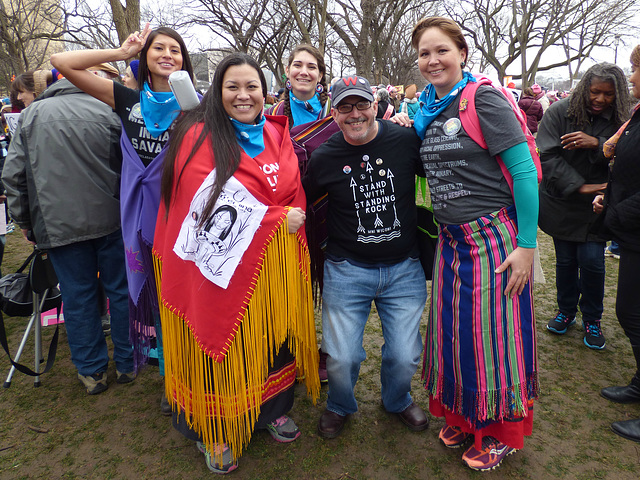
left=0, top=14, right=639, bottom=476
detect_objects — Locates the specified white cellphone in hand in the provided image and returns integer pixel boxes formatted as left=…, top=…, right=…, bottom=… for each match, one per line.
left=169, top=71, right=200, bottom=110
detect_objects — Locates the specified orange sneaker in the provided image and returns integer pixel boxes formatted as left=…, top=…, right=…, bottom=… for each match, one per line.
left=461, top=436, right=516, bottom=471
left=438, top=425, right=471, bottom=448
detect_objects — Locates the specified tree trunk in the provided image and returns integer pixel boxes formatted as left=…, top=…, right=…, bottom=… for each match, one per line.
left=109, top=0, right=140, bottom=46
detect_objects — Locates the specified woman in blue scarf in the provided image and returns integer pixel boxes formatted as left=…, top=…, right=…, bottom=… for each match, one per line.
left=266, top=44, right=330, bottom=127
left=395, top=16, right=539, bottom=472
left=51, top=23, right=194, bottom=393
left=267, top=44, right=339, bottom=384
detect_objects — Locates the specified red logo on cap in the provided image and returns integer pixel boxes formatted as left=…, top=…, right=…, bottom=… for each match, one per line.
left=343, top=77, right=358, bottom=86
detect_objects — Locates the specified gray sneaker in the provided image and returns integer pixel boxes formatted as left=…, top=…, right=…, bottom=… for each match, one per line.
left=196, top=441, right=238, bottom=474
left=116, top=370, right=136, bottom=384
left=266, top=415, right=301, bottom=443
left=160, top=392, right=172, bottom=416
left=78, top=372, right=108, bottom=395
left=101, top=313, right=111, bottom=336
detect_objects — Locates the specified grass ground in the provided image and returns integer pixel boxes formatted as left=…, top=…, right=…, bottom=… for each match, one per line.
left=0, top=228, right=639, bottom=479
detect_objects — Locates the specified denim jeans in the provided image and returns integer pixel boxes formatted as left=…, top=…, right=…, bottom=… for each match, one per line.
left=48, top=230, right=133, bottom=375
left=553, top=238, right=605, bottom=323
left=321, top=256, right=427, bottom=415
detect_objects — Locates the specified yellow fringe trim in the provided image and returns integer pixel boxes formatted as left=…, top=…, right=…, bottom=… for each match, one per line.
left=154, top=218, right=319, bottom=462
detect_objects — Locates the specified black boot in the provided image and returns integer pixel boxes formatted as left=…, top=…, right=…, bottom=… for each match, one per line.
left=601, top=345, right=640, bottom=403
left=611, top=418, right=640, bottom=443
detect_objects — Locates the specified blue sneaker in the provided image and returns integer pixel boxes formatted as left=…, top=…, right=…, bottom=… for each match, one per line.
left=583, top=321, right=606, bottom=350
left=546, top=311, right=576, bottom=334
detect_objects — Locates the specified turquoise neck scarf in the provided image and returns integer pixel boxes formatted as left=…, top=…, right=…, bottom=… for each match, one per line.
left=139, top=82, right=180, bottom=137
left=231, top=116, right=266, bottom=158
left=413, top=71, right=476, bottom=139
left=289, top=92, right=322, bottom=127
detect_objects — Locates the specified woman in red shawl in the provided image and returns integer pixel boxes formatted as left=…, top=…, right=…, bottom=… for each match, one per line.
left=154, top=53, right=319, bottom=474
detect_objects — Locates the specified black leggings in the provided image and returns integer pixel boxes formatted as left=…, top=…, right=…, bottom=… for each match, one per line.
left=616, top=247, right=640, bottom=348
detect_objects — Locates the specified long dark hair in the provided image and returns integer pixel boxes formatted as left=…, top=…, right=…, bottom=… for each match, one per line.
left=282, top=44, right=329, bottom=129
left=138, top=27, right=194, bottom=90
left=567, top=63, right=632, bottom=129
left=161, top=52, right=267, bottom=225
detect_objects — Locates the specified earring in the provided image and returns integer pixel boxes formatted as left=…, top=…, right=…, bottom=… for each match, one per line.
left=460, top=61, right=466, bottom=69
left=315, top=83, right=324, bottom=94
left=286, top=79, right=292, bottom=90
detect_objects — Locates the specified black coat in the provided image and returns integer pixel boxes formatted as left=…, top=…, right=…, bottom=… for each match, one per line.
left=376, top=100, right=395, bottom=119
left=537, top=97, right=619, bottom=242
left=604, top=107, right=640, bottom=252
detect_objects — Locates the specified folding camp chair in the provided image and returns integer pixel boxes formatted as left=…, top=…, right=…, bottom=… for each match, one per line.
left=1, top=248, right=61, bottom=388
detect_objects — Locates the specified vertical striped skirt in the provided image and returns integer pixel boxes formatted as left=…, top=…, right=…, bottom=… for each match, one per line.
left=423, top=206, right=538, bottom=448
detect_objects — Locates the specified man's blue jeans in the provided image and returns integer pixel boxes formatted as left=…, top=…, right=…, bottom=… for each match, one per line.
left=553, top=238, right=606, bottom=323
left=321, top=256, right=427, bottom=416
left=48, top=230, right=133, bottom=376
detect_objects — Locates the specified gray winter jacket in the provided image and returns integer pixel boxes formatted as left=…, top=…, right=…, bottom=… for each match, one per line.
left=2, top=79, right=122, bottom=248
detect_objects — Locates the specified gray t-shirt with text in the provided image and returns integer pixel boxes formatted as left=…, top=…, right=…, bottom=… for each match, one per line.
left=420, top=85, right=525, bottom=225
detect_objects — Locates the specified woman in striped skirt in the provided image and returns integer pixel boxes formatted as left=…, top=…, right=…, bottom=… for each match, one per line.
left=397, top=17, right=539, bottom=471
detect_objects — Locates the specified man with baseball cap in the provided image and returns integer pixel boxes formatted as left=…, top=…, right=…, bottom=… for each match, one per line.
left=3, top=63, right=134, bottom=394
left=304, top=75, right=429, bottom=438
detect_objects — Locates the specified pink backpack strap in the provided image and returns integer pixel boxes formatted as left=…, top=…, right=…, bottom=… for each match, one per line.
left=459, top=76, right=491, bottom=149
left=459, top=74, right=542, bottom=195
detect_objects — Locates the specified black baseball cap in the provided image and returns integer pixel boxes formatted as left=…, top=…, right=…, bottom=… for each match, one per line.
left=331, top=76, right=375, bottom=105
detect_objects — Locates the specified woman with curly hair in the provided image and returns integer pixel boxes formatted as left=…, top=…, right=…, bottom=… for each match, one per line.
left=537, top=63, right=633, bottom=350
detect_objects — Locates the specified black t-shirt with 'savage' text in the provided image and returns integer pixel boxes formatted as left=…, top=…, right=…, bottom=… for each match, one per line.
left=113, top=82, right=170, bottom=167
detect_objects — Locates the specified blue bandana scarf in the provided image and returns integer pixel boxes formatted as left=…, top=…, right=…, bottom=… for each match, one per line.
left=413, top=72, right=476, bottom=139
left=289, top=92, right=322, bottom=127
left=140, top=82, right=180, bottom=137
left=231, top=116, right=266, bottom=158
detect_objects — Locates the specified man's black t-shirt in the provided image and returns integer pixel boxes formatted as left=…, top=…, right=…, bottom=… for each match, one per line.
left=303, top=120, right=423, bottom=265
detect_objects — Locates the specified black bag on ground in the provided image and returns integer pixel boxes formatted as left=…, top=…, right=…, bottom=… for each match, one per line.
left=0, top=249, right=62, bottom=377
left=0, top=250, right=61, bottom=316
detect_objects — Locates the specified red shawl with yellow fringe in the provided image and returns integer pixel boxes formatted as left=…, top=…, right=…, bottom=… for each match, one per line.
left=153, top=115, right=319, bottom=460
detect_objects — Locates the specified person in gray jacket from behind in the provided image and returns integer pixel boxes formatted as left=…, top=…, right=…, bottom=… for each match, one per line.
left=2, top=65, right=134, bottom=394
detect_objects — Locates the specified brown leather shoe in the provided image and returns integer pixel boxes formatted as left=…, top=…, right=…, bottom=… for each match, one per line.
left=318, top=409, right=347, bottom=438
left=397, top=402, right=429, bottom=431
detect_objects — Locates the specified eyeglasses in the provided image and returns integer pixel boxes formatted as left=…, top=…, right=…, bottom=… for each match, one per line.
left=336, top=100, right=372, bottom=114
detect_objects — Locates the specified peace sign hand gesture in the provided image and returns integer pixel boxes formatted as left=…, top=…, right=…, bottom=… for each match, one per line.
left=120, top=22, right=152, bottom=59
